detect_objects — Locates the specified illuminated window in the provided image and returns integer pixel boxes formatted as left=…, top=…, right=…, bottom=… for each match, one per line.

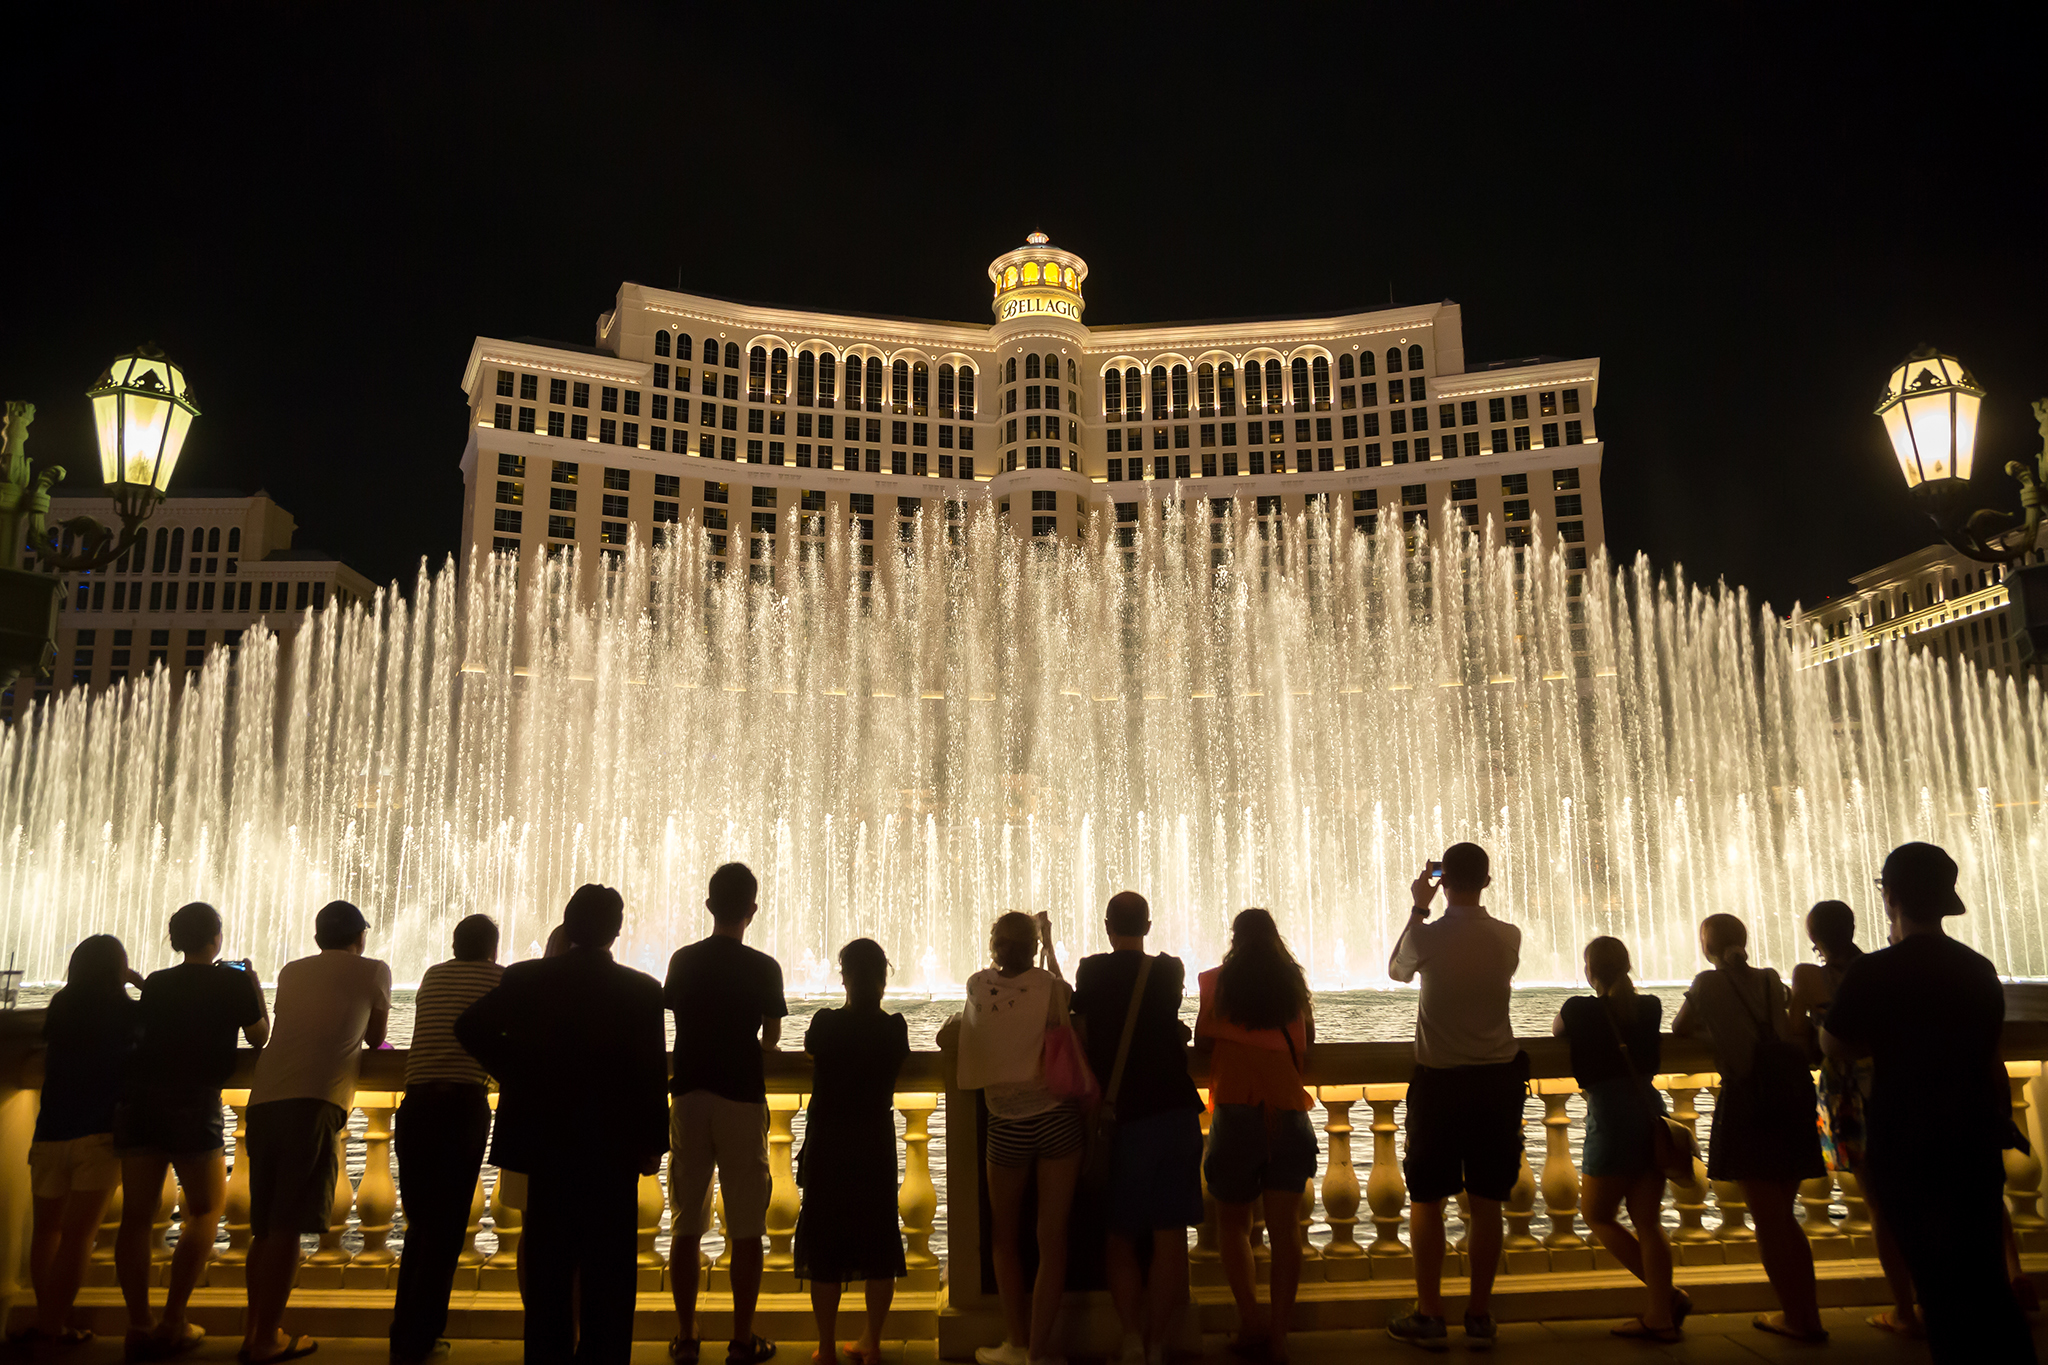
left=1103, top=368, right=1121, bottom=417
left=1004, top=265, right=1018, bottom=288
left=958, top=367, right=975, bottom=418
left=1043, top=353, right=1058, bottom=380
left=1386, top=347, right=1403, bottom=374
left=1265, top=360, right=1283, bottom=413
left=1171, top=365, right=1189, bottom=418
left=1025, top=354, right=1040, bottom=380
left=748, top=347, right=767, bottom=402
left=818, top=353, right=837, bottom=406
left=1407, top=344, right=1424, bottom=372
left=1022, top=261, right=1040, bottom=284
left=1291, top=358, right=1310, bottom=412
left=654, top=331, right=671, bottom=358
left=913, top=362, right=929, bottom=416
left=1244, top=362, right=1262, bottom=414
left=1123, top=367, right=1142, bottom=422
left=796, top=351, right=815, bottom=406
left=724, top=342, right=741, bottom=369
left=892, top=359, right=909, bottom=412
left=770, top=349, right=788, bottom=404
left=864, top=358, right=883, bottom=412
left=1312, top=357, right=1331, bottom=410
left=1554, top=468, right=1580, bottom=491
left=1218, top=362, right=1236, bottom=416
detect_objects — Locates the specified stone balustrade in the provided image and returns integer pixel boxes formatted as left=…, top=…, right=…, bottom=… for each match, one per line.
left=0, top=1012, right=2043, bottom=1351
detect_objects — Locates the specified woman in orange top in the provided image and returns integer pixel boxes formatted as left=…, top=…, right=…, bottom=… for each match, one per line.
left=1195, top=909, right=1316, bottom=1364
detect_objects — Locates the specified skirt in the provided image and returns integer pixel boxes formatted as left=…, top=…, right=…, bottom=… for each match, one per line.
left=1581, top=1077, right=1665, bottom=1179
left=1708, top=1073, right=1826, bottom=1184
left=792, top=1118, right=905, bottom=1284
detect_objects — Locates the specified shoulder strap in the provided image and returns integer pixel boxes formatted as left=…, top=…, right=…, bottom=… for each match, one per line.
left=1103, top=954, right=1155, bottom=1106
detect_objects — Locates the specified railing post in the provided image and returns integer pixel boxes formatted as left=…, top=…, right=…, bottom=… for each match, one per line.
left=763, top=1092, right=802, bottom=1291
left=213, top=1095, right=253, bottom=1287
left=300, top=1106, right=358, bottom=1287
left=2007, top=1063, right=2046, bottom=1246
left=1536, top=1082, right=1591, bottom=1270
left=1800, top=1172, right=1848, bottom=1259
left=637, top=1162, right=668, bottom=1291
left=1503, top=1107, right=1543, bottom=1274
left=344, top=1096, right=398, bottom=1286
left=1663, top=1079, right=1719, bottom=1264
left=482, top=1169, right=523, bottom=1293
left=1317, top=1087, right=1366, bottom=1279
left=1190, top=1096, right=1225, bottom=1285
left=1363, top=1085, right=1412, bottom=1277
left=897, top=1092, right=940, bottom=1290
left=149, top=1163, right=180, bottom=1283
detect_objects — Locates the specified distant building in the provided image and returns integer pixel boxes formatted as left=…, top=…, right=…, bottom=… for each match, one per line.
left=5, top=490, right=376, bottom=719
left=1799, top=542, right=2045, bottom=674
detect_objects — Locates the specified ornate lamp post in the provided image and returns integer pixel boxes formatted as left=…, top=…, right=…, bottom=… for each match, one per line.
left=0, top=344, right=198, bottom=695
left=1875, top=347, right=2048, bottom=659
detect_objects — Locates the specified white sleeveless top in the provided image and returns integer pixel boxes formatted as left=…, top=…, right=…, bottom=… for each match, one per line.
left=958, top=966, right=1059, bottom=1116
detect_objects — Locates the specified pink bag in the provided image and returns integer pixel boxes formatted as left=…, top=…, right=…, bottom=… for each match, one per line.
left=1041, top=1023, right=1100, bottom=1107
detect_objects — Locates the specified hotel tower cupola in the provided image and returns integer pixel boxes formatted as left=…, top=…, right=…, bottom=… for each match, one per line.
left=987, top=233, right=1088, bottom=325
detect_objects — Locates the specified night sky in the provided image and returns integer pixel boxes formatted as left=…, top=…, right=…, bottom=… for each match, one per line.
left=7, top=7, right=2041, bottom=614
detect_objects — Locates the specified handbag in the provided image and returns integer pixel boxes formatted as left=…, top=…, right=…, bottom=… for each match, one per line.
left=1082, top=953, right=1155, bottom=1189
left=1600, top=999, right=1700, bottom=1183
left=1041, top=979, right=1101, bottom=1106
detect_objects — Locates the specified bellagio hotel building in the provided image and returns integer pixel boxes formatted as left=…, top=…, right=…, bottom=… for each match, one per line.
left=457, top=234, right=1602, bottom=590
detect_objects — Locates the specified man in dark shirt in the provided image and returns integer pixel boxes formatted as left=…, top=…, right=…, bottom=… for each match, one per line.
left=665, top=862, right=788, bottom=1365
left=1071, top=892, right=1203, bottom=1365
left=1824, top=842, right=2033, bottom=1364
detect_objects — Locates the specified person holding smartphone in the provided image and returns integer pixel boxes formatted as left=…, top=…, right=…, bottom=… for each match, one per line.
left=1385, top=844, right=1525, bottom=1353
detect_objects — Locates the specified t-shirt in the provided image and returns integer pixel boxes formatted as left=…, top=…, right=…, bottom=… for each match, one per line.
left=1560, top=994, right=1662, bottom=1087
left=1387, top=904, right=1520, bottom=1068
left=1824, top=933, right=2008, bottom=1163
left=132, top=961, right=264, bottom=1103
left=248, top=951, right=392, bottom=1111
left=407, top=959, right=504, bottom=1087
left=1683, top=966, right=1788, bottom=1084
left=665, top=935, right=788, bottom=1103
left=1194, top=966, right=1312, bottom=1112
left=957, top=966, right=1062, bottom=1118
left=804, top=1007, right=910, bottom=1124
left=35, top=985, right=139, bottom=1141
left=1071, top=951, right=1201, bottom=1122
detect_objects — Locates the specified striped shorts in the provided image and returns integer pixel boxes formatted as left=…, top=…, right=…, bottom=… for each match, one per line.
left=987, top=1104, right=1084, bottom=1168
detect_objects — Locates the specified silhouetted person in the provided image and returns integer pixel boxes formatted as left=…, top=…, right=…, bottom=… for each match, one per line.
left=792, top=939, right=908, bottom=1365
left=116, top=904, right=267, bottom=1360
left=21, top=935, right=138, bottom=1350
left=666, top=863, right=787, bottom=1365
left=458, top=885, right=667, bottom=1365
left=1824, top=843, right=2034, bottom=1363
left=1385, top=844, right=1523, bottom=1353
left=242, top=900, right=391, bottom=1365
left=1072, top=892, right=1202, bottom=1365
left=389, top=914, right=504, bottom=1365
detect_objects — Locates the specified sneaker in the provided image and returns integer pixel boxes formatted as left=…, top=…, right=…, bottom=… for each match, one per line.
left=974, top=1346, right=1028, bottom=1365
left=1386, top=1311, right=1448, bottom=1353
left=1462, top=1312, right=1497, bottom=1352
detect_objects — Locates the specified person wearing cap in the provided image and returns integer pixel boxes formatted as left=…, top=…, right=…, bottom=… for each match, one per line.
left=1823, top=843, right=2033, bottom=1364
left=240, top=900, right=393, bottom=1365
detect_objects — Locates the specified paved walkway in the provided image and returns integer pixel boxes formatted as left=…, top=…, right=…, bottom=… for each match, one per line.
left=16, top=1312, right=2040, bottom=1365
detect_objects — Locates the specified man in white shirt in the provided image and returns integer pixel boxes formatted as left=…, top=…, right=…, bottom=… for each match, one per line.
left=1384, top=843, right=1524, bottom=1353
left=240, top=901, right=393, bottom=1365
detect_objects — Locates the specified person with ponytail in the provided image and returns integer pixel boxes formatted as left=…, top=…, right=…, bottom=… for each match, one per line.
left=794, top=939, right=909, bottom=1365
left=1672, top=912, right=1826, bottom=1343
left=1552, top=936, right=1685, bottom=1341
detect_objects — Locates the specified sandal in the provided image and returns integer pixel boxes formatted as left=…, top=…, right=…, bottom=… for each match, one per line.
left=1865, top=1311, right=1922, bottom=1339
left=153, top=1324, right=204, bottom=1357
left=841, top=1347, right=881, bottom=1365
left=244, top=1336, right=320, bottom=1365
left=727, top=1337, right=777, bottom=1365
left=672, top=1341, right=701, bottom=1365
left=1671, top=1290, right=1693, bottom=1329
left=1610, top=1318, right=1680, bottom=1344
left=1752, top=1315, right=1828, bottom=1344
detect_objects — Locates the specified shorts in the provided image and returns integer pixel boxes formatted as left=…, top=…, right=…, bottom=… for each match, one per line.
left=114, top=1092, right=226, bottom=1156
left=29, top=1134, right=120, bottom=1198
left=670, top=1091, right=771, bottom=1241
left=1202, top=1104, right=1318, bottom=1205
left=986, top=1104, right=1084, bottom=1168
left=1107, top=1109, right=1206, bottom=1233
left=245, top=1098, right=348, bottom=1237
left=1402, top=1059, right=1527, bottom=1204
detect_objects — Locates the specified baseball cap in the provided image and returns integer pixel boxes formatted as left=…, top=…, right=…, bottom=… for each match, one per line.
left=1879, top=842, right=1965, bottom=919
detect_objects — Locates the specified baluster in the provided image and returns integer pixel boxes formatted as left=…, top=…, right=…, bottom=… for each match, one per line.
left=1318, top=1088, right=1366, bottom=1279
left=1191, top=1096, right=1224, bottom=1284
left=345, top=1098, right=398, bottom=1286
left=763, top=1093, right=802, bottom=1290
left=455, top=1169, right=487, bottom=1289
left=1836, top=1167, right=1872, bottom=1249
left=150, top=1163, right=181, bottom=1279
left=212, top=1095, right=253, bottom=1286
left=1537, top=1082, right=1591, bottom=1270
left=637, top=1164, right=668, bottom=1291
left=89, top=1174, right=123, bottom=1284
left=709, top=1178, right=731, bottom=1290
left=1452, top=1190, right=1473, bottom=1277
left=897, top=1092, right=940, bottom=1289
left=482, top=1169, right=524, bottom=1293
left=1800, top=1172, right=1848, bottom=1259
left=2008, top=1065, right=2046, bottom=1249
left=1663, top=1081, right=1718, bottom=1264
left=1503, top=1114, right=1543, bottom=1274
left=303, top=1108, right=357, bottom=1287
left=1298, top=1173, right=1321, bottom=1278
left=1364, top=1086, right=1411, bottom=1275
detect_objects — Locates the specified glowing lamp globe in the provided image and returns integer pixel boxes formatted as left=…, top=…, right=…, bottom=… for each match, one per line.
left=87, top=344, right=199, bottom=497
left=1874, top=346, right=1982, bottom=490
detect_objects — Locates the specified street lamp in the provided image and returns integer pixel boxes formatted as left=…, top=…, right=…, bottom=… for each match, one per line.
left=0, top=344, right=197, bottom=696
left=1875, top=345, right=2048, bottom=657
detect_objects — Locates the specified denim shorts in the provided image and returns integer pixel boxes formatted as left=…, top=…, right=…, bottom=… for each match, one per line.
left=1202, top=1103, right=1317, bottom=1205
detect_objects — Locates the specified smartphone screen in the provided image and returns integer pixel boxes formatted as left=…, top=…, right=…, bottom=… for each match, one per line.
left=1427, top=861, right=1443, bottom=882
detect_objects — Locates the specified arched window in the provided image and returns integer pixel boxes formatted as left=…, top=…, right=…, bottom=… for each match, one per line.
left=1291, top=358, right=1310, bottom=411
left=207, top=527, right=221, bottom=552
left=892, top=359, right=909, bottom=412
left=912, top=361, right=929, bottom=416
left=817, top=352, right=837, bottom=406
left=748, top=346, right=768, bottom=402
left=938, top=364, right=955, bottom=417
left=151, top=527, right=168, bottom=573
left=1043, top=352, right=1058, bottom=380
left=702, top=337, right=718, bottom=365
left=654, top=330, right=671, bottom=358
left=1385, top=347, right=1402, bottom=374
left=1067, top=359, right=1077, bottom=384
left=1024, top=353, right=1040, bottom=380
left=796, top=351, right=816, bottom=406
left=959, top=366, right=976, bottom=418
left=1312, top=356, right=1331, bottom=409
left=1197, top=363, right=1215, bottom=415
left=1171, top=364, right=1189, bottom=418
left=1244, top=360, right=1263, bottom=413
left=1005, top=356, right=1017, bottom=383
left=1218, top=362, right=1237, bottom=416
left=168, top=526, right=185, bottom=574
left=676, top=334, right=693, bottom=363
left=1265, top=359, right=1284, bottom=411
left=227, top=527, right=241, bottom=553
left=1359, top=350, right=1375, bottom=377
left=1407, top=344, right=1424, bottom=372
left=1103, top=368, right=1121, bottom=417
left=864, top=356, right=883, bottom=411
left=724, top=341, right=741, bottom=369
left=1338, top=353, right=1354, bottom=380
left=770, top=349, right=789, bottom=404
left=1150, top=367, right=1169, bottom=419
left=843, top=355, right=862, bottom=411
left=1124, top=367, right=1141, bottom=422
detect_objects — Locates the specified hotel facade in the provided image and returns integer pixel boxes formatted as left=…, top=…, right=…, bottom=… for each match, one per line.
left=457, top=235, right=1603, bottom=593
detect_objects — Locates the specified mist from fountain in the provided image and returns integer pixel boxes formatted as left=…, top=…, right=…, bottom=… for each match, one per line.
left=4, top=502, right=2043, bottom=990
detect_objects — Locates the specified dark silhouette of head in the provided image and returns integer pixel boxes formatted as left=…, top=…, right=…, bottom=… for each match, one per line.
left=168, top=902, right=222, bottom=954
left=65, top=934, right=129, bottom=993
left=1216, top=908, right=1310, bottom=1032
left=1440, top=842, right=1491, bottom=900
left=1106, top=890, right=1150, bottom=938
left=452, top=914, right=499, bottom=962
left=839, top=937, right=890, bottom=1005
left=1881, top=842, right=1965, bottom=925
left=564, top=884, right=625, bottom=948
left=1700, top=912, right=1749, bottom=967
left=1806, top=901, right=1859, bottom=959
left=314, top=900, right=369, bottom=950
left=990, top=912, right=1037, bottom=973
left=708, top=862, right=759, bottom=927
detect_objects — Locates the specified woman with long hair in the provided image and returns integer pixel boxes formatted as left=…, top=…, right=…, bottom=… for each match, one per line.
left=950, top=912, right=1077, bottom=1365
left=1672, top=912, right=1827, bottom=1343
left=1195, top=909, right=1316, bottom=1365
left=17, top=935, right=140, bottom=1349
left=1552, top=937, right=1687, bottom=1340
left=794, top=938, right=909, bottom=1365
